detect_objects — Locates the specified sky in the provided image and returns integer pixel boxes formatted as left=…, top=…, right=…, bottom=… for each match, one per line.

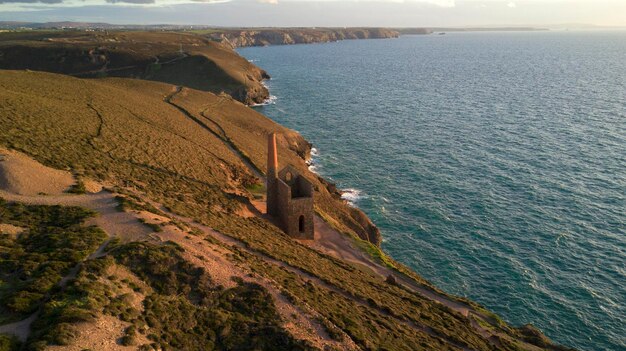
left=0, top=0, right=625, bottom=28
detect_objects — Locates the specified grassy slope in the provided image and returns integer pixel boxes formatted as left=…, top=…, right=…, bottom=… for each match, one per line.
left=0, top=199, right=106, bottom=325
left=0, top=70, right=569, bottom=350
left=0, top=31, right=269, bottom=105
left=0, top=199, right=309, bottom=351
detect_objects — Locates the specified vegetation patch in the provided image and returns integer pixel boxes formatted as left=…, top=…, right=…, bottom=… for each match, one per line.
left=137, top=218, right=163, bottom=233
left=0, top=334, right=21, bottom=351
left=0, top=198, right=106, bottom=324
left=114, top=195, right=164, bottom=216
left=111, top=242, right=313, bottom=350
left=353, top=236, right=397, bottom=269
left=66, top=178, right=86, bottom=194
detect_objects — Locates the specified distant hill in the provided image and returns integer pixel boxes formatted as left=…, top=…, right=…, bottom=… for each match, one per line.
left=0, top=31, right=270, bottom=105
left=205, top=28, right=399, bottom=48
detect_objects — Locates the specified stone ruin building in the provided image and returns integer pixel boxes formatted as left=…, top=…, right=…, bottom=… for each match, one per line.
left=266, top=132, right=314, bottom=239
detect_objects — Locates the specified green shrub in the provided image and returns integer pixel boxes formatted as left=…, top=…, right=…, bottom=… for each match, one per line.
left=0, top=200, right=106, bottom=323
left=0, top=334, right=21, bottom=351
left=66, top=179, right=86, bottom=194
left=120, top=325, right=137, bottom=346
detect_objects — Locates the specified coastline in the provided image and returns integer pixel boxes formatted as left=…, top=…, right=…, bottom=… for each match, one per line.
left=0, top=28, right=589, bottom=350
left=250, top=81, right=364, bottom=208
left=234, top=35, right=616, bottom=350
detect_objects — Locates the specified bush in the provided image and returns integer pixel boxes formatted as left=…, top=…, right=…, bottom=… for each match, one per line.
left=66, top=179, right=86, bottom=194
left=0, top=334, right=21, bottom=351
left=0, top=200, right=106, bottom=324
left=120, top=325, right=137, bottom=346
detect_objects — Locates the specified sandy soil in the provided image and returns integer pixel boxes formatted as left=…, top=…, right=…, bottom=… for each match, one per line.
left=0, top=149, right=356, bottom=350
left=0, top=148, right=74, bottom=196
left=0, top=223, right=25, bottom=236
left=46, top=315, right=143, bottom=351
left=49, top=264, right=152, bottom=351
left=141, top=209, right=358, bottom=351
left=0, top=147, right=538, bottom=351
left=0, top=150, right=150, bottom=344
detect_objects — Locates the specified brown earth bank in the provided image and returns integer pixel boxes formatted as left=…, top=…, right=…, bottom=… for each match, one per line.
left=0, top=69, right=575, bottom=351
left=206, top=28, right=400, bottom=48
left=0, top=31, right=271, bottom=105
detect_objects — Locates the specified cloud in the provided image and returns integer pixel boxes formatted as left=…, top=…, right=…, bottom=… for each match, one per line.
left=0, top=0, right=61, bottom=3
left=106, top=0, right=155, bottom=3
left=0, top=0, right=457, bottom=7
left=0, top=0, right=228, bottom=4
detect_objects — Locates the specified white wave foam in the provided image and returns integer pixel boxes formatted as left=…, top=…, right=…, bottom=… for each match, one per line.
left=341, top=188, right=363, bottom=206
left=250, top=95, right=277, bottom=107
left=306, top=148, right=320, bottom=173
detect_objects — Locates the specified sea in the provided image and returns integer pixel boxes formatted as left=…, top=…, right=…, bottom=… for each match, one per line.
left=237, top=31, right=626, bottom=351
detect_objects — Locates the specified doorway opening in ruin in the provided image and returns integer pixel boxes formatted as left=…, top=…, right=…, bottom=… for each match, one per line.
left=299, top=215, right=305, bottom=233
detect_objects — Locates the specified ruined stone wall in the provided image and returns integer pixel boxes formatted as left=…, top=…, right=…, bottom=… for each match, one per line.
left=275, top=177, right=314, bottom=239
left=276, top=179, right=292, bottom=231
left=266, top=177, right=278, bottom=216
left=285, top=197, right=314, bottom=239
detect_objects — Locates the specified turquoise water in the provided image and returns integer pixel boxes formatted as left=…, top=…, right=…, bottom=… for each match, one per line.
left=238, top=31, right=626, bottom=351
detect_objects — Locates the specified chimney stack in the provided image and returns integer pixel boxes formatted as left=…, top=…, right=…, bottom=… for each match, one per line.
left=268, top=132, right=278, bottom=179
left=266, top=132, right=278, bottom=216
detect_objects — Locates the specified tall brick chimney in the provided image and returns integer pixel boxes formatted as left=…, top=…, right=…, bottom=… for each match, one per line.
left=267, top=132, right=278, bottom=179
left=266, top=132, right=278, bottom=216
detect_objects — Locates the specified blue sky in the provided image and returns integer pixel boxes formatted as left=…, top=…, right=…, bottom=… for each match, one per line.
left=1, top=0, right=625, bottom=27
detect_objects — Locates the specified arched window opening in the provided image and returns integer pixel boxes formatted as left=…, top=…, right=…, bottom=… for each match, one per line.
left=298, top=215, right=305, bottom=233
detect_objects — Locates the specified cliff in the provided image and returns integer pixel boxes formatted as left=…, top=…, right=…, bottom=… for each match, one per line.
left=0, top=30, right=573, bottom=351
left=0, top=31, right=271, bottom=105
left=207, top=28, right=399, bottom=48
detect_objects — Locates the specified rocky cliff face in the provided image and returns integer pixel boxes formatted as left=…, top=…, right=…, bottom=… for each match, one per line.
left=208, top=28, right=400, bottom=48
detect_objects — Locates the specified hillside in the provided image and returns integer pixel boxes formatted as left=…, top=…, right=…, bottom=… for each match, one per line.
left=0, top=31, right=270, bottom=105
left=0, top=70, right=574, bottom=351
left=204, top=28, right=399, bottom=48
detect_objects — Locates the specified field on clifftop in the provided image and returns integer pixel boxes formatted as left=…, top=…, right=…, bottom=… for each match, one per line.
left=0, top=70, right=573, bottom=351
left=0, top=31, right=270, bottom=105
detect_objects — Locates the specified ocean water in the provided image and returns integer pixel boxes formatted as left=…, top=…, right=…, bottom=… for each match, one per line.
left=238, top=31, right=626, bottom=351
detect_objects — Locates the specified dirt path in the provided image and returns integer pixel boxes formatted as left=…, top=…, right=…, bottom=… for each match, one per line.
left=164, top=86, right=264, bottom=178
left=0, top=189, right=152, bottom=242
left=143, top=213, right=358, bottom=351
left=0, top=137, right=539, bottom=349
left=0, top=312, right=38, bottom=342
left=147, top=201, right=471, bottom=351
left=0, top=150, right=354, bottom=349
left=0, top=188, right=147, bottom=342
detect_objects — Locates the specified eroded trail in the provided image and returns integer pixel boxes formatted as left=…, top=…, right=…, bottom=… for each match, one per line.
left=164, top=86, right=264, bottom=178
left=0, top=149, right=356, bottom=350
left=147, top=201, right=473, bottom=351
left=0, top=128, right=540, bottom=350
left=160, top=90, right=525, bottom=349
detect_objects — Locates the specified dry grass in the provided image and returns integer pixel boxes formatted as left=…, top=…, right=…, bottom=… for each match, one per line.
left=0, top=31, right=269, bottom=104
left=0, top=70, right=570, bottom=351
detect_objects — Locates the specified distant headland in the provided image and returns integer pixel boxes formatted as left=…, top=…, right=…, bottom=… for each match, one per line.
left=0, top=21, right=549, bottom=48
